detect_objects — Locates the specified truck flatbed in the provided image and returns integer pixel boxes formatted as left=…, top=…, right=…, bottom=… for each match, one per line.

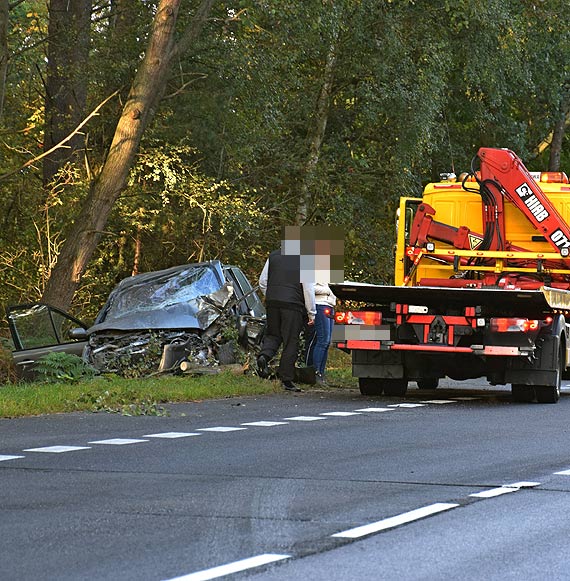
left=330, top=282, right=570, bottom=317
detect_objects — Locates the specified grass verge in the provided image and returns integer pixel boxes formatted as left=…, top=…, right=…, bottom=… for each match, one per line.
left=0, top=350, right=356, bottom=418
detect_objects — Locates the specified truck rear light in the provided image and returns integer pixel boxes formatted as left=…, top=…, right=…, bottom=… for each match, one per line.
left=490, top=318, right=539, bottom=332
left=334, top=311, right=382, bottom=325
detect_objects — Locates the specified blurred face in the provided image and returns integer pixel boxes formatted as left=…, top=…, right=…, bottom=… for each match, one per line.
left=281, top=225, right=345, bottom=283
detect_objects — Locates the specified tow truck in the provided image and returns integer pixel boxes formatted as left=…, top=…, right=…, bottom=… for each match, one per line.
left=331, top=148, right=570, bottom=403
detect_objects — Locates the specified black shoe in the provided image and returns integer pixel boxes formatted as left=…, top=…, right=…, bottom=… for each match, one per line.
left=257, top=355, right=270, bottom=378
left=282, top=380, right=302, bottom=392
left=315, top=373, right=328, bottom=386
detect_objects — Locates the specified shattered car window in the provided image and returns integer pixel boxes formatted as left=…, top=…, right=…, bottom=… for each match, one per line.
left=104, top=265, right=221, bottom=322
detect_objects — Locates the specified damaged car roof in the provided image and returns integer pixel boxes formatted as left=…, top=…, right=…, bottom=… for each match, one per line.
left=89, top=261, right=234, bottom=333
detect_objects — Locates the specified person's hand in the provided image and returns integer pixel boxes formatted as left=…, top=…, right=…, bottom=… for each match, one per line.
left=308, top=317, right=315, bottom=326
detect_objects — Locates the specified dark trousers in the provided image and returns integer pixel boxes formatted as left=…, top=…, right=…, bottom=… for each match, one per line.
left=259, top=305, right=305, bottom=382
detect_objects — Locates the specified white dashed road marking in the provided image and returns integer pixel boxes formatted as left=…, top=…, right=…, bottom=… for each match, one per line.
left=240, top=421, right=289, bottom=427
left=452, top=397, right=479, bottom=400
left=283, top=416, right=327, bottom=421
left=332, top=502, right=460, bottom=539
left=320, top=411, right=361, bottom=417
left=354, top=407, right=394, bottom=412
left=162, top=553, right=291, bottom=581
left=142, top=432, right=202, bottom=439
left=554, top=469, right=570, bottom=475
left=0, top=455, right=25, bottom=461
left=388, top=403, right=426, bottom=408
left=470, top=481, right=540, bottom=498
left=88, top=439, right=148, bottom=445
left=420, top=400, right=457, bottom=404
left=196, top=427, right=248, bottom=433
left=23, top=445, right=92, bottom=453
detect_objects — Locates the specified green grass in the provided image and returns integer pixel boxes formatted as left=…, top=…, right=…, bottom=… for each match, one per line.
left=0, top=350, right=357, bottom=418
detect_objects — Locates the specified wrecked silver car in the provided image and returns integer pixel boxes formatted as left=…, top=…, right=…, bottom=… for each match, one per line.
left=7, top=261, right=265, bottom=379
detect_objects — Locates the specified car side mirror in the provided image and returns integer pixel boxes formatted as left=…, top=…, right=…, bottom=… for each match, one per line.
left=69, top=327, right=88, bottom=340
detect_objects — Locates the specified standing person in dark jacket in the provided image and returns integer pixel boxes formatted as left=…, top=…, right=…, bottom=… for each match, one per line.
left=257, top=248, right=316, bottom=392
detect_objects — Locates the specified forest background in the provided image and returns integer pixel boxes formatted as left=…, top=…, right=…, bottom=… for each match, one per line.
left=0, top=0, right=569, bottom=327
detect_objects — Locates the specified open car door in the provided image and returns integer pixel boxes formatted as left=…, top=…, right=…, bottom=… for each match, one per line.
left=7, top=303, right=88, bottom=380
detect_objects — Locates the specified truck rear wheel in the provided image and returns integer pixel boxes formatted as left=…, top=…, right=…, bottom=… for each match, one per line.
left=536, top=385, right=560, bottom=403
left=511, top=384, right=535, bottom=403
left=383, top=379, right=408, bottom=397
left=358, top=378, right=384, bottom=396
left=417, top=378, right=439, bottom=390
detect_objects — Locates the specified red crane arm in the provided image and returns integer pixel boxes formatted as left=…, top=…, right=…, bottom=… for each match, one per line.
left=478, top=148, right=570, bottom=255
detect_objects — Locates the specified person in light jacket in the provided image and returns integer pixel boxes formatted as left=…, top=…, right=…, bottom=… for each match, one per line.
left=305, top=282, right=336, bottom=384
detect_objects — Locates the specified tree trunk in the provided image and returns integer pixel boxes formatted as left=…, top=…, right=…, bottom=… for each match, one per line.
left=0, top=0, right=8, bottom=121
left=295, top=23, right=340, bottom=225
left=43, top=0, right=92, bottom=185
left=41, top=0, right=215, bottom=311
left=548, top=87, right=570, bottom=172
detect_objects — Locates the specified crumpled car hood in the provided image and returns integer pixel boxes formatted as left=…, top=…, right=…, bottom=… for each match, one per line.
left=88, top=263, right=232, bottom=333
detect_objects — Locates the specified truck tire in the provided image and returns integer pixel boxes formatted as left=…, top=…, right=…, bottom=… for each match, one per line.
left=383, top=379, right=408, bottom=397
left=417, top=378, right=439, bottom=390
left=358, top=378, right=384, bottom=396
left=511, top=384, right=535, bottom=403
left=535, top=385, right=560, bottom=404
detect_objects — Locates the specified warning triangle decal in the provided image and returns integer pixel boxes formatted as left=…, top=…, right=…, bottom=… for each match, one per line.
left=468, top=234, right=483, bottom=250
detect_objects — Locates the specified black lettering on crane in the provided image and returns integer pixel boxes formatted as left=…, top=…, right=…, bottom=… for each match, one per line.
left=551, top=229, right=570, bottom=249
left=515, top=182, right=549, bottom=222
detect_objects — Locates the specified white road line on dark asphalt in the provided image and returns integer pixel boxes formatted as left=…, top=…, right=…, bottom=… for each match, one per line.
left=331, top=502, right=460, bottom=539
left=240, top=421, right=289, bottom=427
left=554, top=469, right=570, bottom=475
left=0, top=455, right=25, bottom=461
left=88, top=439, right=148, bottom=445
left=196, top=427, right=248, bottom=433
left=420, top=400, right=457, bottom=404
left=469, top=481, right=541, bottom=498
left=23, top=445, right=92, bottom=453
left=162, top=553, right=291, bottom=581
left=1, top=400, right=474, bottom=461
left=142, top=432, right=202, bottom=438
left=283, top=416, right=327, bottom=421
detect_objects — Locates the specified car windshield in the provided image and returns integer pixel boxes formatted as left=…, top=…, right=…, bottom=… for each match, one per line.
left=91, top=264, right=232, bottom=332
left=105, top=265, right=221, bottom=319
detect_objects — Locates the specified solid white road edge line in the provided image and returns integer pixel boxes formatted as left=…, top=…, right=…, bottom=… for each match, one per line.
left=331, top=502, right=459, bottom=539
left=162, top=553, right=290, bottom=581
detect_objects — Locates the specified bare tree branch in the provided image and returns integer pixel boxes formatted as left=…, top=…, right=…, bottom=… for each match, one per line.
left=0, top=90, right=120, bottom=183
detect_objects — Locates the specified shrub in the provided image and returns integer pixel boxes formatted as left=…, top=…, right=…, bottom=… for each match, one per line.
left=33, top=352, right=97, bottom=383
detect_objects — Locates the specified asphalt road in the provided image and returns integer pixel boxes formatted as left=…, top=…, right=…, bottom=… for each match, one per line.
left=3, top=380, right=570, bottom=580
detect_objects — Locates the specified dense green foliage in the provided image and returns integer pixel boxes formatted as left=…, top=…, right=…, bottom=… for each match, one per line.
left=0, top=0, right=568, bottom=323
